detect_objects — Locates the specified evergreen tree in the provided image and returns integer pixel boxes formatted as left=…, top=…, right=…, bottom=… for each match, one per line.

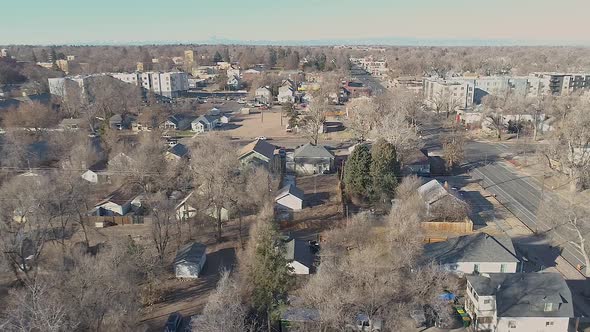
left=50, top=47, right=57, bottom=63
left=222, top=48, right=230, bottom=62
left=31, top=50, right=37, bottom=63
left=213, top=51, right=223, bottom=63
left=370, top=139, right=400, bottom=203
left=248, top=218, right=293, bottom=330
left=344, top=144, right=372, bottom=199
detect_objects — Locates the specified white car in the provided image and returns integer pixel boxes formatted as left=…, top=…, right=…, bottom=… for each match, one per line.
left=255, top=136, right=267, bottom=140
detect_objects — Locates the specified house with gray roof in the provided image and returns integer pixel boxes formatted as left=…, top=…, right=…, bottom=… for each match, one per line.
left=423, top=232, right=520, bottom=275
left=166, top=143, right=189, bottom=161
left=465, top=272, right=573, bottom=332
left=191, top=114, right=220, bottom=133
left=284, top=238, right=314, bottom=274
left=174, top=242, right=207, bottom=279
left=418, top=179, right=469, bottom=222
left=291, top=143, right=334, bottom=175
left=275, top=184, right=304, bottom=211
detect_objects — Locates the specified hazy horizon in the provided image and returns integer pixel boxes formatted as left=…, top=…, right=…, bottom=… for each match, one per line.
left=3, top=0, right=590, bottom=46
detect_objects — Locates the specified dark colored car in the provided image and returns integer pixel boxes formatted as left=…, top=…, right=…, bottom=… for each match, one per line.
left=164, top=312, right=183, bottom=332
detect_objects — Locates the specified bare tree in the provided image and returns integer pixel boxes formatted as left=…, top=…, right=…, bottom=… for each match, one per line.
left=191, top=270, right=249, bottom=332
left=190, top=135, right=241, bottom=241
left=442, top=122, right=466, bottom=171
left=346, top=96, right=378, bottom=141
left=543, top=104, right=590, bottom=191
left=2, top=101, right=59, bottom=130
left=540, top=200, right=590, bottom=275
left=371, top=110, right=422, bottom=164
left=300, top=94, right=329, bottom=145
left=146, top=192, right=176, bottom=263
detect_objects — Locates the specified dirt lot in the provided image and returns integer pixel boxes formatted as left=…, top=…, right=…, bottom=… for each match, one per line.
left=280, top=174, right=345, bottom=239
left=220, top=108, right=290, bottom=139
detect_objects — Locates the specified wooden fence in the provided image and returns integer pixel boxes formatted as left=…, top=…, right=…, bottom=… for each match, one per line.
left=421, top=218, right=473, bottom=234
left=87, top=215, right=151, bottom=226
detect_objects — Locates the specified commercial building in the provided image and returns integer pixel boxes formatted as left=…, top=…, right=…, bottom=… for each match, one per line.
left=530, top=72, right=590, bottom=96
left=423, top=78, right=473, bottom=110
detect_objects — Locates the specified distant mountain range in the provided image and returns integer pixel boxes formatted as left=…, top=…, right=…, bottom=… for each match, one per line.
left=10, top=36, right=590, bottom=47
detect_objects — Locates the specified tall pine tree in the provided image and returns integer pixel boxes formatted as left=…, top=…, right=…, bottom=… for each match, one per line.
left=344, top=144, right=372, bottom=200
left=370, top=139, right=400, bottom=203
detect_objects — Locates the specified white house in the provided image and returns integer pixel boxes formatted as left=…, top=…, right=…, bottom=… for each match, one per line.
left=173, top=191, right=197, bottom=221
left=81, top=160, right=110, bottom=184
left=191, top=115, right=220, bottom=133
left=284, top=239, right=314, bottom=275
left=174, top=242, right=207, bottom=279
left=278, top=85, right=295, bottom=104
left=227, top=75, right=240, bottom=90
left=255, top=86, right=272, bottom=104
left=291, top=143, right=334, bottom=175
left=423, top=232, right=520, bottom=275
left=465, top=273, right=573, bottom=332
left=275, top=184, right=304, bottom=211
left=90, top=186, right=143, bottom=217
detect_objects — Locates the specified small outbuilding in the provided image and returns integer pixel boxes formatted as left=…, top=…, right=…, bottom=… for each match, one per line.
left=174, top=242, right=207, bottom=279
left=275, top=184, right=304, bottom=211
left=284, top=238, right=314, bottom=275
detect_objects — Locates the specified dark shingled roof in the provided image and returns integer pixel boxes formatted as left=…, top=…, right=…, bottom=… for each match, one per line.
left=423, top=232, right=519, bottom=264
left=281, top=308, right=320, bottom=323
left=239, top=139, right=276, bottom=161
left=168, top=143, right=189, bottom=158
left=467, top=272, right=573, bottom=318
left=174, top=242, right=206, bottom=266
left=284, top=239, right=313, bottom=269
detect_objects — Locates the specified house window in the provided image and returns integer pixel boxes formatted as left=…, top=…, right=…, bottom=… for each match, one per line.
left=508, top=320, right=517, bottom=328
left=479, top=317, right=493, bottom=324
left=546, top=321, right=554, bottom=326
left=500, top=264, right=507, bottom=273
left=544, top=303, right=554, bottom=312
left=483, top=299, right=491, bottom=304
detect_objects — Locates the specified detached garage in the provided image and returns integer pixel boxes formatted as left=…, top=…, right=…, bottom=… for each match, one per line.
left=275, top=184, right=304, bottom=211
left=174, top=242, right=207, bottom=279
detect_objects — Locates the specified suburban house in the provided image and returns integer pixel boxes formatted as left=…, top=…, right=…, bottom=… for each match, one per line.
left=88, top=185, right=145, bottom=226
left=109, top=114, right=124, bottom=130
left=174, top=242, right=207, bottom=279
left=423, top=232, right=520, bottom=274
left=159, top=114, right=193, bottom=131
left=173, top=191, right=197, bottom=221
left=219, top=114, right=232, bottom=124
left=291, top=143, right=334, bottom=175
left=275, top=184, right=304, bottom=211
left=191, top=115, right=220, bottom=133
left=465, top=272, right=573, bottom=332
left=403, top=148, right=430, bottom=176
left=278, top=85, right=295, bottom=104
left=284, top=238, right=314, bottom=275
left=239, top=139, right=277, bottom=168
left=81, top=160, right=110, bottom=184
left=418, top=179, right=469, bottom=222
left=108, top=152, right=135, bottom=170
left=59, top=118, right=86, bottom=131
left=165, top=143, right=189, bottom=162
left=255, top=86, right=272, bottom=104
left=227, top=75, right=240, bottom=90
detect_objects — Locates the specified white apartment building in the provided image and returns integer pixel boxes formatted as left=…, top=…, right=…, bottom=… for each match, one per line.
left=423, top=78, right=473, bottom=110
left=110, top=71, right=189, bottom=98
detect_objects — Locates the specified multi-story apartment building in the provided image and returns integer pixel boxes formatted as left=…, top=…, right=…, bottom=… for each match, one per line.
left=50, top=71, right=189, bottom=99
left=530, top=72, right=590, bottom=96
left=110, top=71, right=189, bottom=98
left=423, top=78, right=473, bottom=109
left=349, top=56, right=388, bottom=77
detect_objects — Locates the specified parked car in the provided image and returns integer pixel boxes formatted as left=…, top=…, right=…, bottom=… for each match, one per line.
left=164, top=312, right=183, bottom=332
left=255, top=136, right=267, bottom=140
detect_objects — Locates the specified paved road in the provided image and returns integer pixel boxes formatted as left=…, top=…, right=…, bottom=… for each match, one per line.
left=350, top=65, right=387, bottom=95
left=464, top=140, right=587, bottom=274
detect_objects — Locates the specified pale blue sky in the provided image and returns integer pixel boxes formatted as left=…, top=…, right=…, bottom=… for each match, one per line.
left=2, top=0, right=590, bottom=45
